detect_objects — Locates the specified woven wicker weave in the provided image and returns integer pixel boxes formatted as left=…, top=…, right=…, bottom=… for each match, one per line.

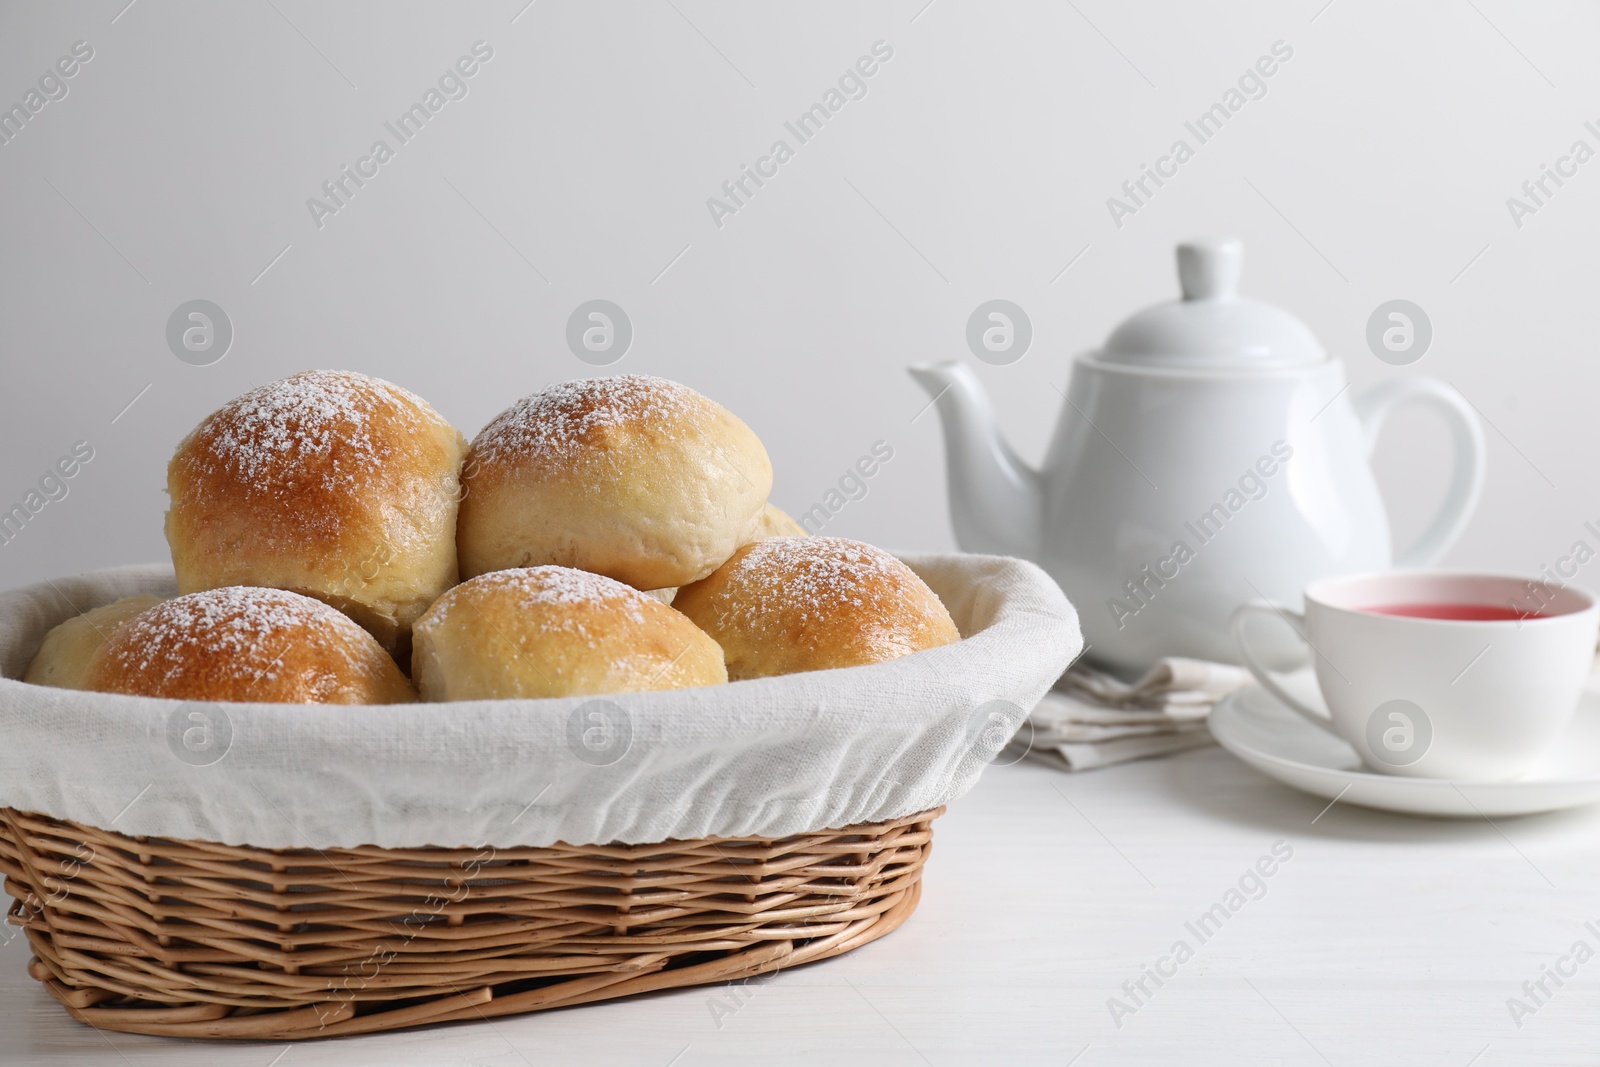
left=0, top=806, right=938, bottom=1040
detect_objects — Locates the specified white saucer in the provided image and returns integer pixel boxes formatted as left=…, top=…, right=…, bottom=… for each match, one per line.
left=1209, top=680, right=1600, bottom=818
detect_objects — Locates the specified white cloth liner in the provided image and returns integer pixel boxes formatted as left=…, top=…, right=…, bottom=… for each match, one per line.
left=0, top=555, right=1080, bottom=850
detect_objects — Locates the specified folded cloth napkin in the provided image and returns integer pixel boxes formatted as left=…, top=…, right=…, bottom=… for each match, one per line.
left=1016, top=657, right=1252, bottom=772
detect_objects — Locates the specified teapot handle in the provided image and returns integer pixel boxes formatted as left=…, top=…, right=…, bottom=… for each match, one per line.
left=1352, top=377, right=1486, bottom=569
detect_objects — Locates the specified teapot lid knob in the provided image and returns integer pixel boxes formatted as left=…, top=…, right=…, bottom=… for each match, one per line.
left=1095, top=237, right=1325, bottom=369
left=1177, top=237, right=1243, bottom=301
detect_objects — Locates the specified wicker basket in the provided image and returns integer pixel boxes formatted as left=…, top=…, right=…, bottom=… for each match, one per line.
left=0, top=554, right=1081, bottom=1042
left=0, top=805, right=938, bottom=1040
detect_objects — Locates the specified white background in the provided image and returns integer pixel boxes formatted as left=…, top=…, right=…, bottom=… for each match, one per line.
left=2, top=0, right=1599, bottom=592
left=6, top=5, right=1600, bottom=1065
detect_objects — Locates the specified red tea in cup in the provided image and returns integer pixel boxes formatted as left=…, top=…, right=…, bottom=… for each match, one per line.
left=1362, top=602, right=1543, bottom=622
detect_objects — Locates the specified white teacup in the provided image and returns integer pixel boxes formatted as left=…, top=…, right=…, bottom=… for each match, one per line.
left=1231, top=572, right=1599, bottom=781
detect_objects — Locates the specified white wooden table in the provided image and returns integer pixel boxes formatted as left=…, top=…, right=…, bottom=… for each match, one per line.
left=5, top=742, right=1597, bottom=1066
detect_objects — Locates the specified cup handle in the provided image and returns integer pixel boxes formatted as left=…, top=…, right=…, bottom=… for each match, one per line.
left=1352, top=377, right=1486, bottom=569
left=1229, top=601, right=1341, bottom=736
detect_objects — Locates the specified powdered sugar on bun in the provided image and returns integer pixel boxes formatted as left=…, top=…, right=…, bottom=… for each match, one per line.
left=457, top=376, right=771, bottom=590
left=165, top=370, right=468, bottom=654
left=411, top=565, right=727, bottom=700
left=471, top=375, right=702, bottom=464
left=453, top=567, right=651, bottom=631
left=673, top=537, right=961, bottom=680
left=718, top=538, right=903, bottom=624
left=186, top=371, right=413, bottom=501
left=85, top=587, right=414, bottom=704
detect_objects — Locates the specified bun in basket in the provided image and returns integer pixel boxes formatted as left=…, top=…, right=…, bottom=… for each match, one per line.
left=747, top=502, right=807, bottom=541
left=411, top=566, right=727, bottom=700
left=165, top=370, right=467, bottom=655
left=457, top=375, right=772, bottom=590
left=85, top=587, right=414, bottom=704
left=633, top=505, right=804, bottom=608
left=673, top=536, right=961, bottom=680
left=24, top=595, right=164, bottom=691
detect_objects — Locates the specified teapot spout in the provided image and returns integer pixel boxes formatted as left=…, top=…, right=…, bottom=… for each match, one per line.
left=909, top=361, right=1042, bottom=560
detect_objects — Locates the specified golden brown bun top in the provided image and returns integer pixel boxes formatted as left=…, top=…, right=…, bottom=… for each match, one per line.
left=468, top=374, right=710, bottom=467
left=411, top=565, right=727, bottom=700
left=168, top=370, right=463, bottom=553
left=458, top=374, right=772, bottom=589
left=85, top=587, right=414, bottom=704
left=673, top=536, right=961, bottom=680
left=24, top=595, right=165, bottom=691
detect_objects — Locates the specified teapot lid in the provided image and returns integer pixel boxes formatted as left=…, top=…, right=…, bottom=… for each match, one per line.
left=1096, top=238, right=1324, bottom=369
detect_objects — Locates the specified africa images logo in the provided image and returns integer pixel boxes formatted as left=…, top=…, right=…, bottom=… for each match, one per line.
left=1107, top=441, right=1293, bottom=631
left=0, top=40, right=94, bottom=148
left=565, top=699, right=632, bottom=767
left=1104, top=40, right=1293, bottom=229
left=305, top=41, right=494, bottom=230
left=705, top=40, right=894, bottom=229
left=1364, top=699, right=1431, bottom=768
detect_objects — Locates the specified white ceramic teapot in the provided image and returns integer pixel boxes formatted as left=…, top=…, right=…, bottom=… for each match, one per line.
left=911, top=237, right=1486, bottom=674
